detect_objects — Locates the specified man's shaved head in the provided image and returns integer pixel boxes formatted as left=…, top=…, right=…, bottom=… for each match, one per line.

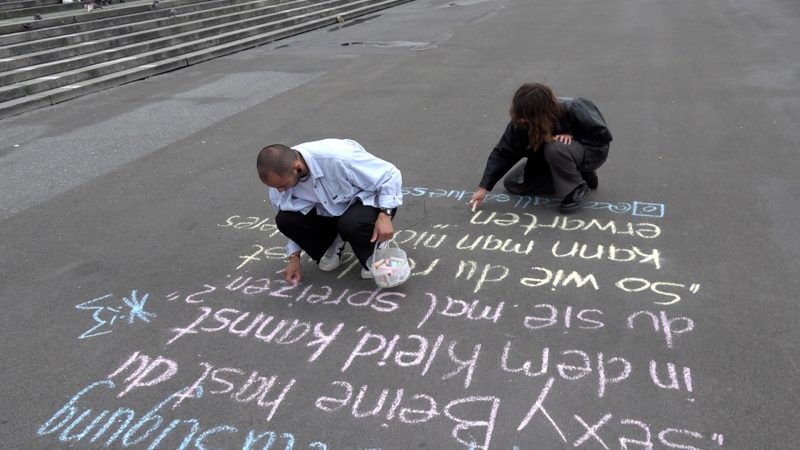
left=257, top=144, right=296, bottom=178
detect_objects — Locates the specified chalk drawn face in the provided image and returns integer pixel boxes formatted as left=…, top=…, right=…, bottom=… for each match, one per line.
left=260, top=167, right=303, bottom=193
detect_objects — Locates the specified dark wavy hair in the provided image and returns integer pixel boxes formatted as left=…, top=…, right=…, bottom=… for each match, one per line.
left=509, top=83, right=562, bottom=150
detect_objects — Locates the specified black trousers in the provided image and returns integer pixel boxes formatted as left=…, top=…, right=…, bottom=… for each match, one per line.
left=503, top=140, right=606, bottom=198
left=275, top=201, right=394, bottom=269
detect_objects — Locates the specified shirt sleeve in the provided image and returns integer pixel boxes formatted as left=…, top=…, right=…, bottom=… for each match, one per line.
left=479, top=121, right=527, bottom=191
left=285, top=240, right=302, bottom=257
left=346, top=145, right=404, bottom=209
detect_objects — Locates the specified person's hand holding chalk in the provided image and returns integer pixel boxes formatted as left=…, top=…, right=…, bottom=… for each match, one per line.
left=284, top=252, right=303, bottom=284
left=469, top=187, right=487, bottom=212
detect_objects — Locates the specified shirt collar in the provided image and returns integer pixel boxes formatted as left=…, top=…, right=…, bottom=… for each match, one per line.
left=294, top=147, right=324, bottom=179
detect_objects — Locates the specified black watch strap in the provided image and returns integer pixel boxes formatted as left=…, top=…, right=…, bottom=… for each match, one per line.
left=379, top=208, right=393, bottom=216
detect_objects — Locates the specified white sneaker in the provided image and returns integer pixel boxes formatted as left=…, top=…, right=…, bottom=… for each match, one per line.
left=318, top=235, right=345, bottom=271
left=360, top=268, right=373, bottom=279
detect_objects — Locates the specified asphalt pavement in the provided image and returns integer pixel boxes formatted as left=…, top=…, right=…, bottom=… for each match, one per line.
left=1, top=0, right=799, bottom=448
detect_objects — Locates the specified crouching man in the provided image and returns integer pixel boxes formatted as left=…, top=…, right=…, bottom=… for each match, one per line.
left=257, top=138, right=403, bottom=283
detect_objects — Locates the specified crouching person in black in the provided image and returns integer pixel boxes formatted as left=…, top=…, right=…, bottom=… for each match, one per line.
left=470, top=83, right=612, bottom=214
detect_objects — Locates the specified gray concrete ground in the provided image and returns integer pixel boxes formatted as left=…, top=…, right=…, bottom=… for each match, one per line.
left=1, top=0, right=799, bottom=448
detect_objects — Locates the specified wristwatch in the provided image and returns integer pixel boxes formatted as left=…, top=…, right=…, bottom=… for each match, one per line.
left=378, top=208, right=393, bottom=216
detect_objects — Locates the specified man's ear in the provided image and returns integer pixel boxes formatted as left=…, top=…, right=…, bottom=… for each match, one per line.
left=292, top=158, right=304, bottom=174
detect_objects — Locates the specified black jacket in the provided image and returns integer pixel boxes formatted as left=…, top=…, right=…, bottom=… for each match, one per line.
left=479, top=97, right=612, bottom=190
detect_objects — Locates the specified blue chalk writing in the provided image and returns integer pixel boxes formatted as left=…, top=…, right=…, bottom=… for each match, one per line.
left=401, top=186, right=665, bottom=218
left=631, top=201, right=665, bottom=218
left=37, top=380, right=327, bottom=449
left=75, top=290, right=156, bottom=339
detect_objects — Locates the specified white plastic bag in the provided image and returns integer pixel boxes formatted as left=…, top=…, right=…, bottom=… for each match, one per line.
left=368, top=241, right=410, bottom=288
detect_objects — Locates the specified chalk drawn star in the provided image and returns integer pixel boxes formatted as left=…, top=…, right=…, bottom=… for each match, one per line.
left=75, top=294, right=117, bottom=339
left=121, top=290, right=156, bottom=324
left=75, top=290, right=156, bottom=339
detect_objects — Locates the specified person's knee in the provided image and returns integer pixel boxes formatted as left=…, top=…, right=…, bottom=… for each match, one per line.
left=275, top=211, right=295, bottom=233
left=542, top=142, right=571, bottom=163
left=337, top=214, right=367, bottom=242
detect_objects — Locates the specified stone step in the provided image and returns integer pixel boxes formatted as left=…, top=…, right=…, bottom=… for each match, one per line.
left=0, top=0, right=413, bottom=118
left=0, top=0, right=351, bottom=89
left=0, top=0, right=290, bottom=56
left=0, top=0, right=320, bottom=72
left=0, top=0, right=63, bottom=14
left=0, top=0, right=212, bottom=39
left=0, top=1, right=85, bottom=20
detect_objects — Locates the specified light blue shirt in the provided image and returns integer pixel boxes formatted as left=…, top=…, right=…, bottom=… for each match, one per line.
left=268, top=138, right=403, bottom=256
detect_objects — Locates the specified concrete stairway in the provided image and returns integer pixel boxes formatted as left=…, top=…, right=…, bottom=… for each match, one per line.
left=0, top=0, right=413, bottom=119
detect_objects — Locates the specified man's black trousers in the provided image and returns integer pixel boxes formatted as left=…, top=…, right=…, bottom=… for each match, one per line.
left=275, top=201, right=394, bottom=270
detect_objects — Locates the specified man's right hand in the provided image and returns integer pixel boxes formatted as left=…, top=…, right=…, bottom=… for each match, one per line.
left=469, top=187, right=487, bottom=212
left=284, top=253, right=302, bottom=284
